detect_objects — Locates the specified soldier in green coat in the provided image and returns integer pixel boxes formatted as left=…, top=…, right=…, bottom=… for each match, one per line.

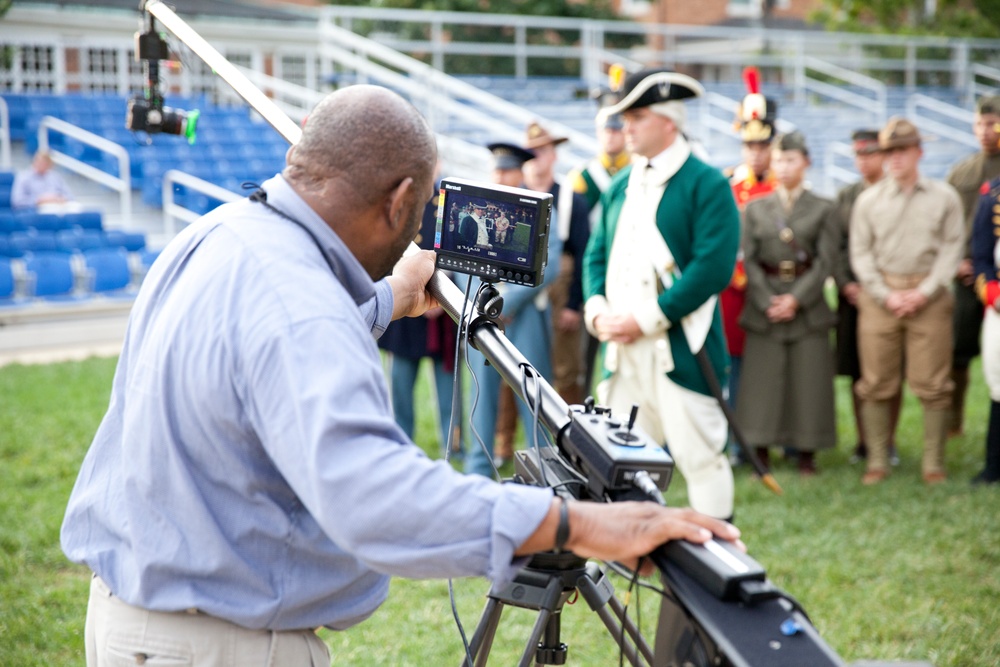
left=582, top=68, right=740, bottom=520
left=735, top=132, right=839, bottom=476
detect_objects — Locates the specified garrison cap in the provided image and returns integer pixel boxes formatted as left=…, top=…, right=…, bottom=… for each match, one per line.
left=851, top=129, right=881, bottom=155
left=774, top=131, right=809, bottom=156
left=487, top=142, right=535, bottom=171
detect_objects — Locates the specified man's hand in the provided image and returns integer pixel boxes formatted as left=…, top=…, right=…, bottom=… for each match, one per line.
left=885, top=289, right=928, bottom=318
left=386, top=250, right=438, bottom=320
left=556, top=307, right=582, bottom=333
left=517, top=500, right=743, bottom=576
left=956, top=258, right=975, bottom=287
left=842, top=282, right=861, bottom=306
left=593, top=313, right=642, bottom=344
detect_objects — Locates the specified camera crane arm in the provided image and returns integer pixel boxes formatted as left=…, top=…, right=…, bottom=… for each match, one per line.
left=138, top=4, right=846, bottom=664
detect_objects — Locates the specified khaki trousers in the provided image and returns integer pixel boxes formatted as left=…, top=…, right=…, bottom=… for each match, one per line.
left=85, top=575, right=331, bottom=667
left=597, top=338, right=733, bottom=519
left=550, top=254, right=586, bottom=405
left=856, top=285, right=954, bottom=410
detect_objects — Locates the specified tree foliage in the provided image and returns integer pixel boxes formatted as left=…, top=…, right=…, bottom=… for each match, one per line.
left=812, top=0, right=1000, bottom=38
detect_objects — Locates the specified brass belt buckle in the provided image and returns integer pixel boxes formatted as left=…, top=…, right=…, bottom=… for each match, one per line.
left=778, top=260, right=796, bottom=282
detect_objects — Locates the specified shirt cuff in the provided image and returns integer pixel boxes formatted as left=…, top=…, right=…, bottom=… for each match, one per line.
left=488, top=484, right=557, bottom=585
left=584, top=295, right=610, bottom=336
left=917, top=279, right=942, bottom=301
left=633, top=298, right=670, bottom=336
left=370, top=280, right=395, bottom=339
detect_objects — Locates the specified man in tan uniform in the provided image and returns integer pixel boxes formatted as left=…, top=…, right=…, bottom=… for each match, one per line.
left=850, top=117, right=965, bottom=485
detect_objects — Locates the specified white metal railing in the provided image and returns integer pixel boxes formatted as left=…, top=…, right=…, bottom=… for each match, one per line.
left=796, top=57, right=887, bottom=125
left=0, top=96, right=10, bottom=170
left=969, top=63, right=1000, bottom=106
left=37, top=116, right=132, bottom=226
left=905, top=94, right=977, bottom=149
left=823, top=141, right=857, bottom=195
left=162, top=169, right=241, bottom=237
left=316, top=18, right=599, bottom=167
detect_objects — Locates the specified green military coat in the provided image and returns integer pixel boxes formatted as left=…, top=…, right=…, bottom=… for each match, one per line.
left=582, top=155, right=740, bottom=397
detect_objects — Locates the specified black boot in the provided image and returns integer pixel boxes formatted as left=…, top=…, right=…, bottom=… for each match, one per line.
left=972, top=400, right=1000, bottom=485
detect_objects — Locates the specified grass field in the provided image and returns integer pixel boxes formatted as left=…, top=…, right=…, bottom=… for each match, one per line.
left=1, top=355, right=999, bottom=666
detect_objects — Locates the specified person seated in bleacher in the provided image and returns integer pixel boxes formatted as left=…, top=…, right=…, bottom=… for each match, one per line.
left=11, top=150, right=74, bottom=209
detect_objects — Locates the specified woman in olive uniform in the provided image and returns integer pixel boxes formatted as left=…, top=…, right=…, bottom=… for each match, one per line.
left=735, top=132, right=839, bottom=475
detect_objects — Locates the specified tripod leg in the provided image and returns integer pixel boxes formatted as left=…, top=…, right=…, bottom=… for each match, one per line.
left=576, top=566, right=654, bottom=666
left=519, top=608, right=555, bottom=667
left=465, top=598, right=505, bottom=667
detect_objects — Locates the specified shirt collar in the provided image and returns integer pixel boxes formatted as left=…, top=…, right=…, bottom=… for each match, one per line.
left=637, top=135, right=691, bottom=185
left=887, top=174, right=931, bottom=196
left=259, top=174, right=376, bottom=307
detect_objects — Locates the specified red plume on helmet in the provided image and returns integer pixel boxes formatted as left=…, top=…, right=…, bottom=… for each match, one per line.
left=735, top=66, right=776, bottom=142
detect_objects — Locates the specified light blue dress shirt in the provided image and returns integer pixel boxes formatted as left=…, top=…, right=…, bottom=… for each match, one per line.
left=61, top=174, right=554, bottom=631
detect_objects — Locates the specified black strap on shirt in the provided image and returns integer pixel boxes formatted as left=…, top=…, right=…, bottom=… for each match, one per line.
left=246, top=185, right=340, bottom=279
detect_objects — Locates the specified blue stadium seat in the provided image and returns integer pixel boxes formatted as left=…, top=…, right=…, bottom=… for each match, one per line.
left=57, top=228, right=105, bottom=253
left=0, top=172, right=14, bottom=210
left=66, top=210, right=103, bottom=231
left=0, top=257, right=15, bottom=303
left=24, top=251, right=79, bottom=300
left=104, top=229, right=146, bottom=252
left=0, top=211, right=26, bottom=234
left=82, top=247, right=133, bottom=295
left=0, top=235, right=24, bottom=258
left=10, top=230, right=61, bottom=254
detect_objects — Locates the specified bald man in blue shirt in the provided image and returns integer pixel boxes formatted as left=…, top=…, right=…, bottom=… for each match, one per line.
left=61, top=85, right=740, bottom=666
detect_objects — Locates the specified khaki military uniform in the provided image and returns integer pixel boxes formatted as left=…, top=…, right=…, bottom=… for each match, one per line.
left=850, top=176, right=965, bottom=475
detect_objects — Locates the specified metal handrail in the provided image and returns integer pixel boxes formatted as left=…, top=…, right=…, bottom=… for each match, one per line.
left=162, top=169, right=241, bottom=237
left=0, top=96, right=10, bottom=170
left=823, top=141, right=857, bottom=194
left=905, top=94, right=977, bottom=148
left=37, top=116, right=132, bottom=226
left=317, top=16, right=599, bottom=163
left=798, top=56, right=887, bottom=124
left=969, top=63, right=1000, bottom=105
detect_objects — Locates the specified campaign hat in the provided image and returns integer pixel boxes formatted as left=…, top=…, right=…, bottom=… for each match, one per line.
left=976, top=95, right=1000, bottom=117
left=879, top=117, right=922, bottom=150
left=487, top=142, right=535, bottom=170
left=524, top=122, right=568, bottom=150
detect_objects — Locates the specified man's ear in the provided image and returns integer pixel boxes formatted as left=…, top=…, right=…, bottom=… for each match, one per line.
left=386, top=177, right=414, bottom=229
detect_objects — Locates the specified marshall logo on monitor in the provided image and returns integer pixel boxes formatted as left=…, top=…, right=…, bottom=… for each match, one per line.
left=434, top=177, right=552, bottom=287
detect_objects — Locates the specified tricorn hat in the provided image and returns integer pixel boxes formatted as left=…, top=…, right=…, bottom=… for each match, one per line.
left=879, top=117, right=922, bottom=150
left=599, top=68, right=705, bottom=118
left=735, top=67, right=778, bottom=144
left=487, top=142, right=535, bottom=171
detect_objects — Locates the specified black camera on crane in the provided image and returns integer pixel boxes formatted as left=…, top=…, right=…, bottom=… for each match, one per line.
left=125, top=18, right=199, bottom=143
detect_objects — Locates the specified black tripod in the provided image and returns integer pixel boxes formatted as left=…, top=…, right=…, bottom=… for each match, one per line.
left=465, top=550, right=654, bottom=667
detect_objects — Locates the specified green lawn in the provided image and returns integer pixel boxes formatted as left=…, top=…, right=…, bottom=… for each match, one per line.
left=1, top=355, right=998, bottom=666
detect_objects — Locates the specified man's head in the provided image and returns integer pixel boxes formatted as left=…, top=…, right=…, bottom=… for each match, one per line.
left=741, top=141, right=772, bottom=180
left=522, top=122, right=566, bottom=188
left=851, top=128, right=885, bottom=184
left=770, top=132, right=810, bottom=190
left=600, top=68, right=704, bottom=159
left=31, top=151, right=54, bottom=174
left=284, top=85, right=437, bottom=280
left=593, top=93, right=626, bottom=157
left=974, top=95, right=1000, bottom=155
left=487, top=142, right=534, bottom=188
left=879, top=116, right=923, bottom=185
